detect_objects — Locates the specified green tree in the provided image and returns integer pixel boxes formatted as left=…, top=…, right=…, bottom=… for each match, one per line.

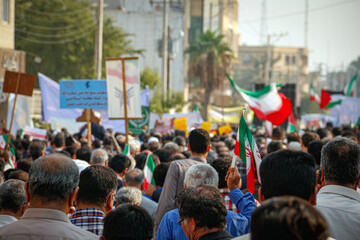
left=15, top=0, right=142, bottom=81
left=185, top=30, right=233, bottom=120
left=140, top=67, right=160, bottom=90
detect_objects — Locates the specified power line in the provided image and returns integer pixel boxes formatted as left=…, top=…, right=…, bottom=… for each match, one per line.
left=16, top=23, right=95, bottom=38
left=16, top=18, right=95, bottom=31
left=16, top=4, right=93, bottom=17
left=241, top=0, right=359, bottom=24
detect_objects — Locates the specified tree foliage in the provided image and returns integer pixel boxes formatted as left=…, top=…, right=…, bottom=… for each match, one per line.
left=140, top=67, right=161, bottom=90
left=15, top=0, right=142, bottom=81
left=185, top=30, right=233, bottom=120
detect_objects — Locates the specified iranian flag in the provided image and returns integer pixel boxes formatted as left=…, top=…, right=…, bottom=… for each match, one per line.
left=0, top=134, right=16, bottom=169
left=344, top=74, right=357, bottom=97
left=122, top=143, right=136, bottom=169
left=227, top=74, right=292, bottom=126
left=144, top=154, right=156, bottom=191
left=310, top=84, right=321, bottom=105
left=320, top=89, right=343, bottom=109
left=287, top=110, right=298, bottom=133
left=233, top=114, right=262, bottom=194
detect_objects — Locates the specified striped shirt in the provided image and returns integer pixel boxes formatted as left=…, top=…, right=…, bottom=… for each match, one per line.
left=70, top=208, right=105, bottom=236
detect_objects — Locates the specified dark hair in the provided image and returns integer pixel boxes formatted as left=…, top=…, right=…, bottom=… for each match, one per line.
left=316, top=128, right=331, bottom=140
left=251, top=196, right=329, bottom=240
left=153, top=163, right=169, bottom=187
left=53, top=132, right=65, bottom=148
left=29, top=140, right=45, bottom=160
left=103, top=204, right=154, bottom=240
left=76, top=147, right=92, bottom=163
left=65, top=136, right=75, bottom=147
left=92, top=139, right=102, bottom=149
left=307, top=140, right=325, bottom=166
left=301, top=132, right=320, bottom=148
left=16, top=158, right=33, bottom=173
left=8, top=169, right=29, bottom=182
left=148, top=141, right=160, bottom=152
left=28, top=153, right=79, bottom=202
left=141, top=143, right=149, bottom=152
left=267, top=141, right=286, bottom=154
left=4, top=169, right=17, bottom=181
left=64, top=146, right=76, bottom=158
left=154, top=149, right=171, bottom=163
left=321, top=137, right=360, bottom=186
left=189, top=129, right=210, bottom=154
left=0, top=179, right=27, bottom=214
left=21, top=139, right=31, bottom=151
left=173, top=136, right=186, bottom=147
left=287, top=132, right=300, bottom=143
left=332, top=127, right=342, bottom=137
left=170, top=153, right=186, bottom=161
left=76, top=165, right=118, bottom=207
left=260, top=150, right=316, bottom=201
left=272, top=127, right=285, bottom=140
left=211, top=157, right=231, bottom=189
left=0, top=158, right=5, bottom=174
left=135, top=153, right=148, bottom=170
left=178, top=185, right=227, bottom=229
left=109, top=154, right=130, bottom=174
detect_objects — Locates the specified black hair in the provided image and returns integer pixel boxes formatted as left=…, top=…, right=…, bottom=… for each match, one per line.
left=92, top=139, right=102, bottom=149
left=272, top=127, right=285, bottom=140
left=135, top=153, right=148, bottom=170
left=76, top=147, right=92, bottom=163
left=301, top=132, right=320, bottom=148
left=103, top=204, right=154, bottom=240
left=267, top=141, right=286, bottom=154
left=153, top=163, right=169, bottom=187
left=64, top=146, right=77, bottom=158
left=29, top=140, right=45, bottom=160
left=260, top=150, right=316, bottom=201
left=109, top=154, right=130, bottom=174
left=307, top=140, right=325, bottom=166
left=16, top=158, right=33, bottom=173
left=53, top=132, right=65, bottom=148
left=211, top=157, right=232, bottom=189
left=76, top=165, right=118, bottom=207
left=188, top=129, right=210, bottom=154
left=153, top=149, right=171, bottom=163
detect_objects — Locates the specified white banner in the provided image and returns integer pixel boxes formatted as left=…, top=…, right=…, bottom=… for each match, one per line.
left=331, top=96, right=360, bottom=127
left=106, top=58, right=142, bottom=119
left=23, top=126, right=47, bottom=140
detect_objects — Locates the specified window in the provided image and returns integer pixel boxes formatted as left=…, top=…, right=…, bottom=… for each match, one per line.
left=285, top=55, right=290, bottom=65
left=2, top=0, right=9, bottom=22
left=292, top=56, right=296, bottom=65
left=243, top=54, right=251, bottom=65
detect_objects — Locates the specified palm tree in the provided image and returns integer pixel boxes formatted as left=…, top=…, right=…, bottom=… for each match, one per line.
left=185, top=30, right=233, bottom=120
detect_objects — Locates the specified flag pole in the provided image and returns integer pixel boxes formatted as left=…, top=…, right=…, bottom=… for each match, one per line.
left=231, top=107, right=246, bottom=168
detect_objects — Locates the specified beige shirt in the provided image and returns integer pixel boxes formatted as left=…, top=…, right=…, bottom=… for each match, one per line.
left=0, top=208, right=98, bottom=240
left=154, top=156, right=207, bottom=231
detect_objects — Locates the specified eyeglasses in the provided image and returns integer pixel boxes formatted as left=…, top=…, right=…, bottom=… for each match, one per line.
left=177, top=218, right=185, bottom=226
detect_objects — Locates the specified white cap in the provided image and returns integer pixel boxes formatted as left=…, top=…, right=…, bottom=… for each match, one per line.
left=148, top=137, right=159, bottom=144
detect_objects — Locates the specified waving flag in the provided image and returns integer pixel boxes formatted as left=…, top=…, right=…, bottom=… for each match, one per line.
left=344, top=74, right=357, bottom=97
left=287, top=110, right=298, bottom=133
left=227, top=74, right=292, bottom=126
left=144, top=154, right=156, bottom=191
left=310, top=84, right=321, bottom=105
left=320, top=89, right=343, bottom=109
left=233, top=114, right=262, bottom=194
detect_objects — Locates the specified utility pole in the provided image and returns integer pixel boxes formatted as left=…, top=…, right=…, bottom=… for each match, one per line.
left=183, top=0, right=189, bottom=110
left=304, top=0, right=309, bottom=48
left=162, top=0, right=169, bottom=101
left=260, top=0, right=267, bottom=45
left=265, top=34, right=271, bottom=85
left=94, top=0, right=104, bottom=80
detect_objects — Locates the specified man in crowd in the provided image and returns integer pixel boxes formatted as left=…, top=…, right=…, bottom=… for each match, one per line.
left=178, top=185, right=232, bottom=240
left=28, top=140, right=45, bottom=161
left=317, top=137, right=360, bottom=239
left=0, top=153, right=98, bottom=239
left=0, top=180, right=27, bottom=227
left=124, top=168, right=158, bottom=219
left=155, top=129, right=211, bottom=230
left=70, top=165, right=118, bottom=236
left=115, top=187, right=142, bottom=206
left=90, top=148, right=109, bottom=166
left=109, top=154, right=130, bottom=190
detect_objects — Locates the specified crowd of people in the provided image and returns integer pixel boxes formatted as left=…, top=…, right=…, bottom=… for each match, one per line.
left=0, top=122, right=359, bottom=240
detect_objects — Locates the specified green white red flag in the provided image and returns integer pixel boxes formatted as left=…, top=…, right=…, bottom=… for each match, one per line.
left=344, top=74, right=357, bottom=97
left=287, top=110, right=298, bottom=133
left=310, top=84, right=321, bottom=105
left=320, top=89, right=343, bottom=109
left=227, top=74, right=292, bottom=126
left=0, top=134, right=16, bottom=169
left=144, top=154, right=156, bottom=191
left=233, top=114, right=262, bottom=194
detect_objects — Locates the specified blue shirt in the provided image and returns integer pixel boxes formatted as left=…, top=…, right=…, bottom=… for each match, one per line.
left=155, top=188, right=256, bottom=240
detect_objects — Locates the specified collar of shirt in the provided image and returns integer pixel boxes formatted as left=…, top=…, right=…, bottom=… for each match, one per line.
left=71, top=208, right=106, bottom=219
left=189, top=156, right=207, bottom=163
left=318, top=185, right=360, bottom=202
left=21, top=208, right=71, bottom=223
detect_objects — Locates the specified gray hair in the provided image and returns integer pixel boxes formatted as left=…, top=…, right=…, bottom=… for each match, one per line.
left=164, top=142, right=180, bottom=154
left=129, top=140, right=141, bottom=154
left=0, top=180, right=27, bottom=214
left=91, top=149, right=109, bottom=165
left=115, top=187, right=142, bottom=205
left=124, top=169, right=144, bottom=188
left=29, top=153, right=79, bottom=202
left=184, top=164, right=219, bottom=188
left=321, top=137, right=360, bottom=186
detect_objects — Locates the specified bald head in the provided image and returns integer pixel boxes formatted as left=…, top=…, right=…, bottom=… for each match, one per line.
left=124, top=169, right=144, bottom=189
left=28, top=153, right=79, bottom=203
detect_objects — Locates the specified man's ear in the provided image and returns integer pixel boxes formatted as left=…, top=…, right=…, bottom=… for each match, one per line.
left=121, top=168, right=128, bottom=177
left=69, top=186, right=79, bottom=209
left=105, top=160, right=108, bottom=167
left=309, top=189, right=317, bottom=205
left=258, top=187, right=266, bottom=203
left=105, top=192, right=115, bottom=214
left=24, top=182, right=30, bottom=203
left=320, top=167, right=325, bottom=187
left=206, top=145, right=211, bottom=153
left=187, top=144, right=191, bottom=152
left=188, top=218, right=197, bottom=232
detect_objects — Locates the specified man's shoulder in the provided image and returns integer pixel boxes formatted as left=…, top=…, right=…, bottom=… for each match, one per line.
left=171, top=157, right=207, bottom=168
left=142, top=195, right=158, bottom=207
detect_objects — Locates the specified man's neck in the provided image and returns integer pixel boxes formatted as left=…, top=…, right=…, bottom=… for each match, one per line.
left=29, top=199, right=69, bottom=213
left=190, top=152, right=207, bottom=160
left=193, top=227, right=224, bottom=240
left=77, top=202, right=105, bottom=213
left=0, top=210, right=20, bottom=220
left=323, top=181, right=357, bottom=191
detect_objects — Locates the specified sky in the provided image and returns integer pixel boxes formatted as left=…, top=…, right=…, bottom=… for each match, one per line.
left=238, top=0, right=360, bottom=72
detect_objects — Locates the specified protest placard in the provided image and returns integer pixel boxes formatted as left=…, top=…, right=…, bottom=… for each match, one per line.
left=218, top=125, right=232, bottom=135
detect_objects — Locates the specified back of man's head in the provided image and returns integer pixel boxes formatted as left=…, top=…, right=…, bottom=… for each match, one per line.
left=164, top=142, right=180, bottom=154
left=178, top=185, right=226, bottom=231
left=173, top=136, right=186, bottom=148
left=90, top=148, right=109, bottom=166
left=251, top=196, right=329, bottom=240
left=76, top=147, right=92, bottom=163
left=308, top=140, right=325, bottom=166
left=76, top=165, right=118, bottom=208
left=102, top=204, right=154, bottom=240
left=321, top=137, right=360, bottom=187
left=260, top=150, right=316, bottom=201
left=125, top=169, right=144, bottom=189
left=29, top=140, right=45, bottom=160
left=115, top=187, right=142, bottom=206
left=153, top=163, right=169, bottom=187
left=188, top=129, right=210, bottom=154
left=267, top=141, right=287, bottom=154
left=153, top=149, right=171, bottom=163
left=301, top=132, right=320, bottom=148
left=272, top=127, right=286, bottom=141
left=28, top=153, right=79, bottom=203
left=184, top=164, right=218, bottom=188
left=0, top=180, right=27, bottom=218
left=109, top=154, right=130, bottom=175
left=53, top=132, right=65, bottom=148
left=211, top=157, right=231, bottom=189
